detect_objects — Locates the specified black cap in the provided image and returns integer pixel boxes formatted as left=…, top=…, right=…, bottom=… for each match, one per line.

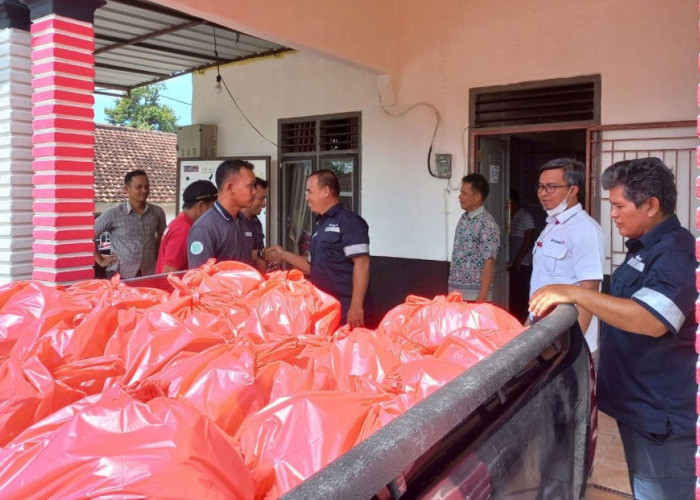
left=183, top=180, right=217, bottom=204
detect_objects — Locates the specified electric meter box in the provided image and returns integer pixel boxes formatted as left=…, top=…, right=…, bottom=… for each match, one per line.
left=177, top=124, right=217, bottom=158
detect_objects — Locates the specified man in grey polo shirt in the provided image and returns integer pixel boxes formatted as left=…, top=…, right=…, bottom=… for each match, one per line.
left=94, top=169, right=166, bottom=279
left=187, top=159, right=256, bottom=269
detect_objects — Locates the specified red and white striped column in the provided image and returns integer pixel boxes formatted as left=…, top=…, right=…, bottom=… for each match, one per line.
left=26, top=0, right=104, bottom=283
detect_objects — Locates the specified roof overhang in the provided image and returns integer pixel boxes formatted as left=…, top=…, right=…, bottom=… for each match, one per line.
left=94, top=0, right=292, bottom=96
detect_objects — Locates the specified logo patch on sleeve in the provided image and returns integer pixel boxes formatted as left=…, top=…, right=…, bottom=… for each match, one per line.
left=190, top=241, right=204, bottom=255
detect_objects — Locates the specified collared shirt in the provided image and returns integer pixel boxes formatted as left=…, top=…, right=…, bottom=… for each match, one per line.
left=448, top=206, right=500, bottom=295
left=94, top=201, right=166, bottom=279
left=309, top=203, right=371, bottom=321
left=530, top=203, right=605, bottom=350
left=597, top=215, right=698, bottom=435
left=187, top=201, right=251, bottom=268
left=155, top=211, right=193, bottom=273
left=509, top=208, right=535, bottom=266
left=240, top=215, right=264, bottom=263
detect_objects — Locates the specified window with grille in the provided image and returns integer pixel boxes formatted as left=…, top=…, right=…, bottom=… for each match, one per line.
left=281, top=115, right=359, bottom=154
left=278, top=112, right=362, bottom=253
left=471, top=76, right=600, bottom=129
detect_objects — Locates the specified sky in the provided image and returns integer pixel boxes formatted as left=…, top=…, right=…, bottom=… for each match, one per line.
left=92, top=73, right=193, bottom=126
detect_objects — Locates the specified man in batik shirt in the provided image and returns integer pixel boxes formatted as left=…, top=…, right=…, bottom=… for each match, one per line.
left=448, top=173, right=500, bottom=302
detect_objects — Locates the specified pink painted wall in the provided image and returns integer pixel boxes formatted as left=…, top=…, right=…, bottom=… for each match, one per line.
left=156, top=0, right=697, bottom=125
left=150, top=0, right=399, bottom=75
left=390, top=0, right=696, bottom=124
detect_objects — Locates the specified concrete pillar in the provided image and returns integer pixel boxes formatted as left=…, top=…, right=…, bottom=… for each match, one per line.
left=0, top=1, right=32, bottom=284
left=25, top=0, right=104, bottom=283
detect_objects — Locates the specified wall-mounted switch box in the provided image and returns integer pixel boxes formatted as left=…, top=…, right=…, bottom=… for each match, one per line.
left=435, top=153, right=452, bottom=178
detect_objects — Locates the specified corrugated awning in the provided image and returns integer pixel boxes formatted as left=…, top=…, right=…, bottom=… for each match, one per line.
left=94, top=0, right=291, bottom=95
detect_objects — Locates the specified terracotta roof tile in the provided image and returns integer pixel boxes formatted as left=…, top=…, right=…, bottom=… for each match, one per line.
left=94, top=124, right=177, bottom=203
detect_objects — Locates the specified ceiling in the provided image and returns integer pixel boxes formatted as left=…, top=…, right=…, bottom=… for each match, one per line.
left=93, top=0, right=291, bottom=95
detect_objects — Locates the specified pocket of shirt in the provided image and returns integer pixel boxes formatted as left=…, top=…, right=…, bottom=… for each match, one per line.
left=614, top=263, right=642, bottom=292
left=319, top=231, right=340, bottom=244
left=542, top=243, right=567, bottom=274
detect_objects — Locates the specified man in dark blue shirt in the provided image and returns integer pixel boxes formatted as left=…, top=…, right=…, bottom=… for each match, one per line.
left=240, top=177, right=268, bottom=273
left=530, top=157, right=697, bottom=499
left=266, top=169, right=373, bottom=328
left=187, top=159, right=256, bottom=269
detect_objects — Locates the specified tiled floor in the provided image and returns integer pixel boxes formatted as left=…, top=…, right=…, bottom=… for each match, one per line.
left=585, top=411, right=633, bottom=499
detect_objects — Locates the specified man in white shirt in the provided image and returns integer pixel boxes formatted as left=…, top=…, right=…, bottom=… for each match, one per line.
left=530, top=158, right=605, bottom=353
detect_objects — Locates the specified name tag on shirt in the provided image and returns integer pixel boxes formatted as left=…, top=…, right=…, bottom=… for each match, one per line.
left=325, top=225, right=340, bottom=233
left=627, top=255, right=645, bottom=272
left=244, top=231, right=253, bottom=237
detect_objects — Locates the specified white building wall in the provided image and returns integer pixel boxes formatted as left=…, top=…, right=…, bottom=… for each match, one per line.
left=191, top=1, right=697, bottom=263
left=194, top=52, right=452, bottom=261
left=0, top=28, right=32, bottom=284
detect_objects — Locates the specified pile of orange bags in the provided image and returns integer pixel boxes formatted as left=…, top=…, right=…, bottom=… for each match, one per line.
left=0, top=260, right=524, bottom=499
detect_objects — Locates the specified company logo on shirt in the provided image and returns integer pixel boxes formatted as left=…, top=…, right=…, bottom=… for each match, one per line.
left=325, top=225, right=340, bottom=233
left=244, top=231, right=253, bottom=237
left=627, top=255, right=645, bottom=272
left=190, top=241, right=204, bottom=255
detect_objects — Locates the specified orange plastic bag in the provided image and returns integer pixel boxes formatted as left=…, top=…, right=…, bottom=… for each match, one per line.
left=65, top=276, right=171, bottom=308
left=0, top=282, right=91, bottom=359
left=0, top=352, right=124, bottom=446
left=235, top=390, right=387, bottom=498
left=393, top=357, right=467, bottom=406
left=170, top=259, right=264, bottom=297
left=377, top=292, right=523, bottom=352
left=301, top=328, right=403, bottom=394
left=0, top=387, right=255, bottom=499
left=358, top=393, right=415, bottom=441
left=104, top=303, right=229, bottom=386
left=239, top=270, right=341, bottom=344
left=151, top=342, right=273, bottom=436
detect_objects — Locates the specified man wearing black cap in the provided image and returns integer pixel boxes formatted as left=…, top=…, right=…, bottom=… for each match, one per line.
left=155, top=180, right=217, bottom=273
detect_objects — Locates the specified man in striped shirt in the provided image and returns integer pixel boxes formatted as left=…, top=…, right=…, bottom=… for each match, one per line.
left=94, top=169, right=166, bottom=279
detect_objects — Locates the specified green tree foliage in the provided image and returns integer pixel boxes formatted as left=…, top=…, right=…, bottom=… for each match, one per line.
left=104, top=84, right=178, bottom=132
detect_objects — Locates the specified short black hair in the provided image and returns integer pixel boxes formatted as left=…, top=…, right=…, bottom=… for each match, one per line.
left=309, top=169, right=340, bottom=197
left=538, top=157, right=585, bottom=202
left=215, top=159, right=254, bottom=190
left=125, top=169, right=148, bottom=185
left=509, top=188, right=520, bottom=205
left=601, top=157, right=677, bottom=216
left=462, top=173, right=489, bottom=200
left=254, top=177, right=269, bottom=190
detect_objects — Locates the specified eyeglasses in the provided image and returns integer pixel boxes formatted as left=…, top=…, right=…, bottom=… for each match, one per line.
left=536, top=184, right=569, bottom=194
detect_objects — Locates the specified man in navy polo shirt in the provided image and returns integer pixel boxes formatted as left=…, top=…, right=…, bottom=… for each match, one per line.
left=266, top=169, right=373, bottom=328
left=530, top=157, right=697, bottom=499
left=240, top=177, right=268, bottom=273
left=187, top=159, right=256, bottom=269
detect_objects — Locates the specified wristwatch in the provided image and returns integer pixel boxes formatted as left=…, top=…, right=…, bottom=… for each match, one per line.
left=257, top=249, right=265, bottom=259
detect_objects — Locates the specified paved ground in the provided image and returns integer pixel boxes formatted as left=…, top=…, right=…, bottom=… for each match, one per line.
left=585, top=411, right=633, bottom=499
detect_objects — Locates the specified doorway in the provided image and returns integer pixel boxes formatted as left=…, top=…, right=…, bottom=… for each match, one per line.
left=474, top=128, right=587, bottom=315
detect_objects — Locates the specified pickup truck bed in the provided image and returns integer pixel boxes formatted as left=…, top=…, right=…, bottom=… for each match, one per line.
left=285, top=304, right=595, bottom=499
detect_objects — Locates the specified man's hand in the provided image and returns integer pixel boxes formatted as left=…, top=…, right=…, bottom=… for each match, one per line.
left=346, top=303, right=364, bottom=329
left=264, top=246, right=284, bottom=264
left=265, top=246, right=311, bottom=274
left=529, top=284, right=579, bottom=318
left=95, top=253, right=117, bottom=268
